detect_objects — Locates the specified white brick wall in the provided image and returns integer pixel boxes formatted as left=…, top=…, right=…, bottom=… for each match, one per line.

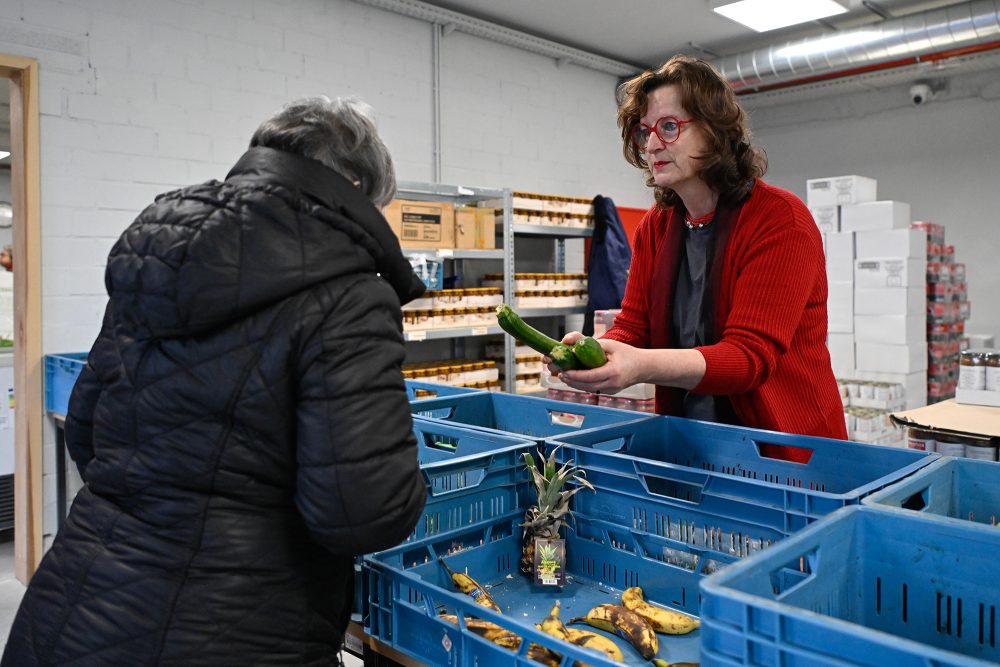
left=0, top=0, right=652, bottom=537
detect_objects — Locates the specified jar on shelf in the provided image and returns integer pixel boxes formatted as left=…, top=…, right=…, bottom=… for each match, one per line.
left=986, top=351, right=1000, bottom=392
left=906, top=427, right=936, bottom=453
left=959, top=350, right=987, bottom=390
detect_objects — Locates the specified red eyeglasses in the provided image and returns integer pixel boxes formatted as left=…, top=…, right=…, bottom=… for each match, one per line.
left=632, top=116, right=696, bottom=148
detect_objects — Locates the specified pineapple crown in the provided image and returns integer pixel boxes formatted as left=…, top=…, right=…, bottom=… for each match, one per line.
left=520, top=445, right=595, bottom=539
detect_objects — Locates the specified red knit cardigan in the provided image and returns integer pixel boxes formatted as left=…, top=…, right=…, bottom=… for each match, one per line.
left=603, top=179, right=848, bottom=441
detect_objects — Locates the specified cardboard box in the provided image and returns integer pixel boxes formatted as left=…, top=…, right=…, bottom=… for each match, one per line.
left=454, top=207, right=477, bottom=249
left=384, top=199, right=455, bottom=248
left=824, top=231, right=855, bottom=282
left=810, top=206, right=839, bottom=233
left=856, top=341, right=927, bottom=374
left=807, top=175, right=877, bottom=207
left=853, top=287, right=924, bottom=316
left=840, top=200, right=911, bottom=232
left=855, top=370, right=928, bottom=409
left=855, top=228, right=926, bottom=259
left=827, top=281, right=854, bottom=333
left=892, top=399, right=1000, bottom=443
left=955, top=388, right=1000, bottom=409
left=854, top=314, right=925, bottom=345
left=476, top=208, right=496, bottom=249
left=827, top=333, right=855, bottom=377
left=854, top=258, right=926, bottom=289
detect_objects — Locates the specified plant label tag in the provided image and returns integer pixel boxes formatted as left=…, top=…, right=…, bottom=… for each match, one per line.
left=533, top=537, right=566, bottom=586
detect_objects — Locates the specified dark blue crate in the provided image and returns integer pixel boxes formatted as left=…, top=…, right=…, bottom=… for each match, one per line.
left=405, top=379, right=485, bottom=403
left=411, top=392, right=652, bottom=442
left=549, top=416, right=937, bottom=534
left=44, top=352, right=87, bottom=416
left=700, top=505, right=1000, bottom=666
left=862, top=456, right=1000, bottom=528
left=366, top=512, right=704, bottom=666
left=352, top=420, right=535, bottom=623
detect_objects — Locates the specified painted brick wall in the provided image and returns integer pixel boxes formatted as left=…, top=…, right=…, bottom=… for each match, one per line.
left=0, top=0, right=651, bottom=539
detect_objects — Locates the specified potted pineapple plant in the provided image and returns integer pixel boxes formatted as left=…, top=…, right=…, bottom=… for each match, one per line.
left=520, top=445, right=594, bottom=586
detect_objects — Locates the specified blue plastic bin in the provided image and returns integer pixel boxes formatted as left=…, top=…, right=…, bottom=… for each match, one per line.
left=366, top=511, right=705, bottom=666
left=405, top=379, right=484, bottom=403
left=862, top=456, right=1000, bottom=528
left=700, top=505, right=1000, bottom=666
left=411, top=392, right=652, bottom=441
left=351, top=419, right=535, bottom=623
left=549, top=416, right=937, bottom=534
left=44, top=352, right=87, bottom=416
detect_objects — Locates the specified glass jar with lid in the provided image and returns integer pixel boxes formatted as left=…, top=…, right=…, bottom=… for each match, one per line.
left=985, top=351, right=1000, bottom=392
left=959, top=350, right=986, bottom=390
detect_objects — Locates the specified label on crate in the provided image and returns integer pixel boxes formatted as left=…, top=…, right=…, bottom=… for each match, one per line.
left=533, top=537, right=566, bottom=587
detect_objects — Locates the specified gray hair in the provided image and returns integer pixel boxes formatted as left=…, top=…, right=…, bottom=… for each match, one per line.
left=250, top=96, right=397, bottom=208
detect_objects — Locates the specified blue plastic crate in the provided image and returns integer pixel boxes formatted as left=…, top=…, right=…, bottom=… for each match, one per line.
left=366, top=512, right=705, bottom=666
left=700, top=505, right=1000, bottom=666
left=406, top=379, right=485, bottom=403
left=411, top=392, right=653, bottom=442
left=549, top=416, right=937, bottom=534
left=863, top=456, right=1000, bottom=528
left=351, top=419, right=535, bottom=623
left=44, top=352, right=87, bottom=416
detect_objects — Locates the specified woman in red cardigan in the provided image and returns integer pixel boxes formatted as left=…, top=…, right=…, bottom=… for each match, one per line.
left=554, top=55, right=847, bottom=442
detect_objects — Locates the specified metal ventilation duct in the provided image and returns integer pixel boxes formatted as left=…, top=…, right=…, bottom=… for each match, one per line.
left=715, top=0, right=1000, bottom=94
left=351, top=0, right=644, bottom=77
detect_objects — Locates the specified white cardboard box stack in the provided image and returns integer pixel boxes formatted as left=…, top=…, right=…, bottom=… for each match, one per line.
left=810, top=175, right=927, bottom=444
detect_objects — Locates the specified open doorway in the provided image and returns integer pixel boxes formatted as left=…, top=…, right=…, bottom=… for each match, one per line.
left=0, top=54, right=42, bottom=589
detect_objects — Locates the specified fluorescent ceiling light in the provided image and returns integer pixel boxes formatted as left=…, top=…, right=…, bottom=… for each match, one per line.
left=0, top=151, right=9, bottom=160
left=714, top=0, right=848, bottom=32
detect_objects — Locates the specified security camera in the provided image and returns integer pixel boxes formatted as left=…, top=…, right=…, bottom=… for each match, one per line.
left=910, top=83, right=934, bottom=105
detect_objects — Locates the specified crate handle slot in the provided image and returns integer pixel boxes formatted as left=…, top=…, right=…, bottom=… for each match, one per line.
left=767, top=548, right=818, bottom=599
left=548, top=409, right=586, bottom=428
left=588, top=436, right=628, bottom=452
left=754, top=440, right=815, bottom=464
left=415, top=407, right=456, bottom=420
left=901, top=487, right=929, bottom=512
left=421, top=433, right=460, bottom=454
left=639, top=473, right=705, bottom=505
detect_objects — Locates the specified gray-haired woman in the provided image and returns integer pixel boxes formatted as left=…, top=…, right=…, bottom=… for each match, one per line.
left=3, top=97, right=427, bottom=667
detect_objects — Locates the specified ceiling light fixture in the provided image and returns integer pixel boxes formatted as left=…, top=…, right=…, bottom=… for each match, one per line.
left=713, top=0, right=848, bottom=32
left=0, top=151, right=9, bottom=160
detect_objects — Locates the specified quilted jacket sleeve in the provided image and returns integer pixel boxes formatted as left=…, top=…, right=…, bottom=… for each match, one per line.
left=65, top=303, right=116, bottom=480
left=294, top=275, right=425, bottom=557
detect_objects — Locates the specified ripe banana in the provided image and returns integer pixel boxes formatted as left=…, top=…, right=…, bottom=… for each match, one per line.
left=565, top=627, right=624, bottom=662
left=438, top=557, right=502, bottom=614
left=621, top=587, right=700, bottom=635
left=538, top=601, right=571, bottom=641
left=652, top=661, right=700, bottom=667
left=439, top=614, right=522, bottom=650
left=568, top=604, right=658, bottom=660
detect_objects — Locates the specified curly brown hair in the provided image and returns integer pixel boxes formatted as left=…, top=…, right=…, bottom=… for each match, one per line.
left=617, top=55, right=767, bottom=208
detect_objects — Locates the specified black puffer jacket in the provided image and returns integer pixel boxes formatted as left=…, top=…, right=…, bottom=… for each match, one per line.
left=3, top=148, right=427, bottom=666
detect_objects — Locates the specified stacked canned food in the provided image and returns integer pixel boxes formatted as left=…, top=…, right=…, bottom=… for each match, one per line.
left=402, top=360, right=500, bottom=389
left=907, top=426, right=998, bottom=461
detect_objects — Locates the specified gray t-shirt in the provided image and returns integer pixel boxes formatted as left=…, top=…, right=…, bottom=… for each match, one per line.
left=672, top=224, right=717, bottom=422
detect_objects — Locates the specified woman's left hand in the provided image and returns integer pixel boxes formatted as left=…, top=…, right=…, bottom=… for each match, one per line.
left=558, top=339, right=647, bottom=395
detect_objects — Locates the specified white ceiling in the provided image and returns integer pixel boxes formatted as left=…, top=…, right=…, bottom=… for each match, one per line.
left=421, top=0, right=971, bottom=68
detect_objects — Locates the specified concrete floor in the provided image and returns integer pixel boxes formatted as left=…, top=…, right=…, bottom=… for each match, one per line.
left=0, top=539, right=365, bottom=665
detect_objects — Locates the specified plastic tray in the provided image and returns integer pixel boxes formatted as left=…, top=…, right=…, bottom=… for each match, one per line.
left=366, top=512, right=704, bottom=666
left=352, top=419, right=535, bottom=622
left=549, top=416, right=937, bottom=533
left=411, top=392, right=652, bottom=442
left=862, top=456, right=1000, bottom=528
left=44, top=352, right=87, bottom=416
left=700, top=505, right=1000, bottom=666
left=406, top=379, right=485, bottom=403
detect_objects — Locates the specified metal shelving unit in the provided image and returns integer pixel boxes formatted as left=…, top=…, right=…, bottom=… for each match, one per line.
left=516, top=306, right=587, bottom=318
left=396, top=181, right=516, bottom=392
left=511, top=224, right=593, bottom=238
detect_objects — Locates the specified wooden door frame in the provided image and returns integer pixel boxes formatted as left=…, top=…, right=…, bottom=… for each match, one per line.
left=1, top=53, right=42, bottom=583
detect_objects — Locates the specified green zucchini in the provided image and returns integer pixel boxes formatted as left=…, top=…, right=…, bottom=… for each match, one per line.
left=572, top=336, right=608, bottom=369
left=495, top=303, right=578, bottom=371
